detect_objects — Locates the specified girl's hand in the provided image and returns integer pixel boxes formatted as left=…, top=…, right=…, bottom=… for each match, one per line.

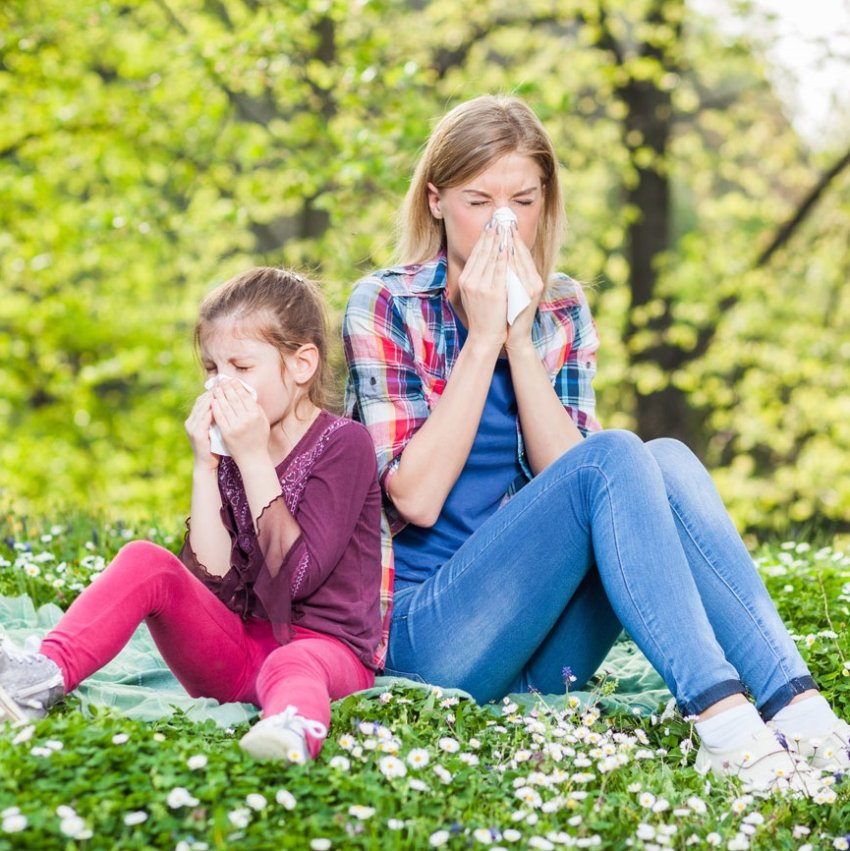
left=505, top=230, right=545, bottom=351
left=457, top=221, right=509, bottom=348
left=209, top=378, right=270, bottom=465
left=185, top=391, right=219, bottom=470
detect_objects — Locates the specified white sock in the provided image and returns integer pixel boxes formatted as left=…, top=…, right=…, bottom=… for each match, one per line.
left=695, top=701, right=764, bottom=751
left=770, top=694, right=839, bottom=738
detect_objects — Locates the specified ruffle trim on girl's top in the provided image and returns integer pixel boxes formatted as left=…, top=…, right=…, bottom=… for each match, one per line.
left=178, top=518, right=223, bottom=586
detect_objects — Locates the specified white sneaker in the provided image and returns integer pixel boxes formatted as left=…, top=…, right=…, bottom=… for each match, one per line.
left=0, top=637, right=64, bottom=724
left=239, top=706, right=327, bottom=764
left=694, top=724, right=824, bottom=795
left=769, top=717, right=850, bottom=773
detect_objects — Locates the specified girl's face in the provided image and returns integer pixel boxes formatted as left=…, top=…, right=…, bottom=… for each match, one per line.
left=427, top=152, right=545, bottom=272
left=200, top=318, right=297, bottom=429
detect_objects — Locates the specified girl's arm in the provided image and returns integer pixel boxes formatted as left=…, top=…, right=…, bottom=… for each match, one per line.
left=208, top=379, right=300, bottom=553
left=255, top=423, right=379, bottom=588
left=184, top=392, right=232, bottom=576
left=250, top=423, right=381, bottom=639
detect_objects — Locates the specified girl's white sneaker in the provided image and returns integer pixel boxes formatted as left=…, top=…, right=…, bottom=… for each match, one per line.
left=0, top=637, right=64, bottom=724
left=239, top=705, right=327, bottom=763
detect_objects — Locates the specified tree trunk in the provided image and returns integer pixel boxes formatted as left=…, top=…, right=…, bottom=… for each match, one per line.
left=616, top=0, right=697, bottom=445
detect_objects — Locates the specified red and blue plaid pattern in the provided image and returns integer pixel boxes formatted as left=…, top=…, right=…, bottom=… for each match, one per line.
left=343, top=253, right=602, bottom=541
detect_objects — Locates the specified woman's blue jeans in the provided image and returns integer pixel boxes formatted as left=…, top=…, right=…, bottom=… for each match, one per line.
left=384, top=430, right=815, bottom=718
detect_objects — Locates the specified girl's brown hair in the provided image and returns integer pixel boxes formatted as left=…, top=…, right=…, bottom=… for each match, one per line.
left=398, top=94, right=567, bottom=284
left=194, top=266, right=329, bottom=409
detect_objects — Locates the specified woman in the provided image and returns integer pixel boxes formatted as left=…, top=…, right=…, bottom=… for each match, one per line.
left=343, top=94, right=848, bottom=793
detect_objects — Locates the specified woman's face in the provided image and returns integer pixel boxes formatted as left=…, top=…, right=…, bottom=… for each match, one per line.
left=427, top=152, right=545, bottom=271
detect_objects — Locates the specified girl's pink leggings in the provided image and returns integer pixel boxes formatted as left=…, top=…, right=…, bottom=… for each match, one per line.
left=40, top=541, right=374, bottom=757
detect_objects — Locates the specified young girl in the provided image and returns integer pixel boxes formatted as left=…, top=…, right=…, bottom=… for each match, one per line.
left=0, top=266, right=388, bottom=762
left=343, top=94, right=850, bottom=793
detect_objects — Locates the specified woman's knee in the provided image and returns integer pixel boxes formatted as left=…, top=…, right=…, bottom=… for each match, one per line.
left=583, top=428, right=651, bottom=468
left=645, top=437, right=705, bottom=484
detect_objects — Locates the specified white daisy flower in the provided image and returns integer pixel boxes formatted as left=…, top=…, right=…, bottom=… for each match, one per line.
left=379, top=755, right=407, bottom=779
left=407, top=748, right=430, bottom=768
left=275, top=790, right=297, bottom=810
left=348, top=805, right=376, bottom=820
left=166, top=788, right=199, bottom=809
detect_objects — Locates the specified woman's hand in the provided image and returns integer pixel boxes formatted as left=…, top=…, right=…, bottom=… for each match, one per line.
left=457, top=222, right=509, bottom=349
left=505, top=229, right=545, bottom=351
left=184, top=391, right=219, bottom=471
left=209, top=378, right=271, bottom=465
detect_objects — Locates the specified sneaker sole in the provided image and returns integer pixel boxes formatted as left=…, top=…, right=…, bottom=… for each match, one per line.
left=0, top=684, right=28, bottom=725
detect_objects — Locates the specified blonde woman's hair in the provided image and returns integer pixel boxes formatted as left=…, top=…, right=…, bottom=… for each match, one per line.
left=398, top=95, right=566, bottom=283
left=195, top=266, right=329, bottom=409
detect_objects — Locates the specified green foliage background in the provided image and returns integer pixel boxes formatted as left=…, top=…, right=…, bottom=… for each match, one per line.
left=1, top=0, right=849, bottom=532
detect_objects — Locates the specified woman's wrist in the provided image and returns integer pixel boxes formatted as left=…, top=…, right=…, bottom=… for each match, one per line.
left=504, top=336, right=538, bottom=360
left=463, top=331, right=506, bottom=360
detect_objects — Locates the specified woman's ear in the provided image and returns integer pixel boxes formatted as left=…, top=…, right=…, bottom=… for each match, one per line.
left=426, top=182, right=443, bottom=219
left=289, top=343, right=319, bottom=387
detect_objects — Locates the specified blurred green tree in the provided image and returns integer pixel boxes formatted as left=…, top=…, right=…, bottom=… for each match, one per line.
left=0, top=0, right=848, bottom=532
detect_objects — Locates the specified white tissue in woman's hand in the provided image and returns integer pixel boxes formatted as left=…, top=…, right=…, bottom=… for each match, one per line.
left=493, top=206, right=517, bottom=230
left=203, top=374, right=257, bottom=456
left=506, top=267, right=531, bottom=325
left=491, top=207, right=531, bottom=325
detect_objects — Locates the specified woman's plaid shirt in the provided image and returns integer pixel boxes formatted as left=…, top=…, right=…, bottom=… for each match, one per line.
left=343, top=253, right=602, bottom=536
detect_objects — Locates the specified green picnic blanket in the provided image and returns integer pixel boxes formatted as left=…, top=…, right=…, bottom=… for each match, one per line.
left=0, top=594, right=671, bottom=727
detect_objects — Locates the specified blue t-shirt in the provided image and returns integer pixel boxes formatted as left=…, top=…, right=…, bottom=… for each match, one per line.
left=392, top=309, right=524, bottom=585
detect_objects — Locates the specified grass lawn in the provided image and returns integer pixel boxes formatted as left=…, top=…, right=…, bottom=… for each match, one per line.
left=1, top=512, right=849, bottom=850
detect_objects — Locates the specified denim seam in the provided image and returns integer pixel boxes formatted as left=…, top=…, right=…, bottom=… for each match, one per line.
left=593, top=465, right=685, bottom=701
left=664, top=496, right=798, bottom=695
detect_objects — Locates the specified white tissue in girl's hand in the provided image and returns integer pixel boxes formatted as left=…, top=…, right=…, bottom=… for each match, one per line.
left=490, top=207, right=530, bottom=324
left=203, top=374, right=257, bottom=457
